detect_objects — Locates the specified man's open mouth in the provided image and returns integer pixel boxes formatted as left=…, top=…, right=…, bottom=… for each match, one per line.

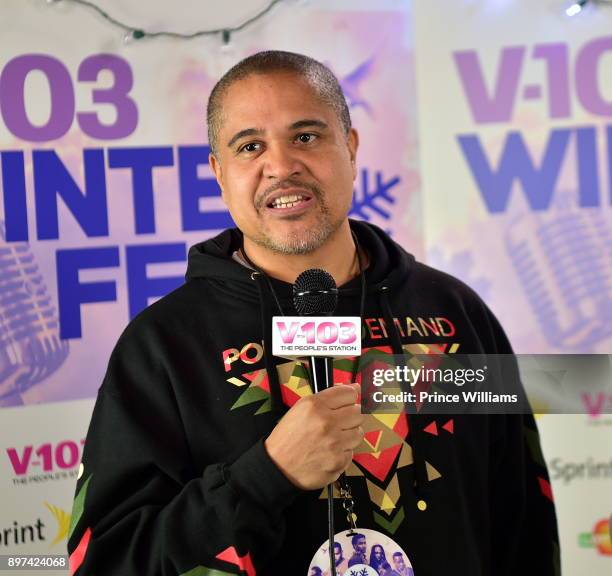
left=266, top=193, right=311, bottom=210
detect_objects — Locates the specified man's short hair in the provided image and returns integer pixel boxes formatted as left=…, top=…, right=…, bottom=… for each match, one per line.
left=206, top=50, right=352, bottom=156
left=393, top=552, right=403, bottom=559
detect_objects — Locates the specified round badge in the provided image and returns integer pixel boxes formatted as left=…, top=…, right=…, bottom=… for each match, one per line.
left=308, top=528, right=414, bottom=576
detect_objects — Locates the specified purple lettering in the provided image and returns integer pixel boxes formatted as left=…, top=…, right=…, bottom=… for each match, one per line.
left=576, top=37, right=612, bottom=117
left=458, top=129, right=571, bottom=213
left=0, top=55, right=74, bottom=141
left=77, top=54, right=138, bottom=139
left=576, top=127, right=601, bottom=206
left=454, top=46, right=525, bottom=123
left=532, top=43, right=571, bottom=118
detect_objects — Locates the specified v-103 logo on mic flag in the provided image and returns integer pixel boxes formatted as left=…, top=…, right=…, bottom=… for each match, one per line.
left=272, top=316, right=361, bottom=357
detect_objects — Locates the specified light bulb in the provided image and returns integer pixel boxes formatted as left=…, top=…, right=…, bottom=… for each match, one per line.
left=566, top=0, right=588, bottom=16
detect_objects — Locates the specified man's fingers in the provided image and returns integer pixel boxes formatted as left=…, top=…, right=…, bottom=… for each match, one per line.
left=334, top=404, right=364, bottom=429
left=339, top=426, right=365, bottom=450
left=318, top=383, right=359, bottom=409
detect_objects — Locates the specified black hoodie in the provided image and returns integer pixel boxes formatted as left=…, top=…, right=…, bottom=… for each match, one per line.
left=67, top=220, right=560, bottom=576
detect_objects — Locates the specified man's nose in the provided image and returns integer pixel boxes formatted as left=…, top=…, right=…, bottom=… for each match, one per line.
left=262, top=142, right=303, bottom=180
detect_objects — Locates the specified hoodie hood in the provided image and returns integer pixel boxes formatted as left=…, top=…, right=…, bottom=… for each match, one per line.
left=185, top=218, right=415, bottom=307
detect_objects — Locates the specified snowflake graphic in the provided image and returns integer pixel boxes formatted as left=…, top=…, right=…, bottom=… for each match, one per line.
left=347, top=566, right=375, bottom=576
left=350, top=169, right=399, bottom=222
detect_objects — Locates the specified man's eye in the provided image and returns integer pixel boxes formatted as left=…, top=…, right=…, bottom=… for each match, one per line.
left=240, top=142, right=260, bottom=153
left=296, top=133, right=317, bottom=144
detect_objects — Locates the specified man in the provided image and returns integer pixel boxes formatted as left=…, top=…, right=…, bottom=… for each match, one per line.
left=392, top=552, right=414, bottom=576
left=347, top=533, right=368, bottom=567
left=334, top=541, right=349, bottom=574
left=67, top=51, right=560, bottom=575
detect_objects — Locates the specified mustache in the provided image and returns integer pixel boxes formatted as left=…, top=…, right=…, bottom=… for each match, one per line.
left=256, top=178, right=323, bottom=210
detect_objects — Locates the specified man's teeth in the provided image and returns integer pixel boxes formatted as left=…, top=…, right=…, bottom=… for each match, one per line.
left=271, top=195, right=306, bottom=208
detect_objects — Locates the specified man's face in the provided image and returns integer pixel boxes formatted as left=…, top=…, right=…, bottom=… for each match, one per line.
left=393, top=555, right=406, bottom=570
left=209, top=70, right=358, bottom=255
left=334, top=545, right=342, bottom=561
left=355, top=537, right=366, bottom=554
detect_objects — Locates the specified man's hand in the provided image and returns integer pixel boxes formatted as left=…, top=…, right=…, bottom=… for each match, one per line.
left=264, top=384, right=365, bottom=490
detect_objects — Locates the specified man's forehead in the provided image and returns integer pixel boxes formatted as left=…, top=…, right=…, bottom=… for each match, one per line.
left=218, top=71, right=335, bottom=129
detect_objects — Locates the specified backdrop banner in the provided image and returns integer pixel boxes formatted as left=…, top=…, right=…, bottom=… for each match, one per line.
left=1, top=1, right=610, bottom=574
left=414, top=1, right=612, bottom=573
left=0, top=0, right=419, bottom=569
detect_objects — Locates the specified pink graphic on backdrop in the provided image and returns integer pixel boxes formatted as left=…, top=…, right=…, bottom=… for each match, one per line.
left=0, top=7, right=420, bottom=406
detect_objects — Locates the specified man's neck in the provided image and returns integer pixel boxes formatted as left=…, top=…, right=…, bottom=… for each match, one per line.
left=242, top=220, right=364, bottom=286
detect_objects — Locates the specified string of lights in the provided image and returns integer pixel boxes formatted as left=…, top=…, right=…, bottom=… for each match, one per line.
left=566, top=0, right=612, bottom=16
left=45, top=0, right=284, bottom=43
left=44, top=0, right=612, bottom=40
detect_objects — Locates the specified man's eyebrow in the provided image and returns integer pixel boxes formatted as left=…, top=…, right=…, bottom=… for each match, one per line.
left=289, top=119, right=328, bottom=131
left=226, top=120, right=328, bottom=149
left=227, top=128, right=264, bottom=149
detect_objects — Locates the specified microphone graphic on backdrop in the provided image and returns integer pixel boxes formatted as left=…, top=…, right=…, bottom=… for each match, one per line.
left=0, top=221, right=69, bottom=405
left=505, top=192, right=612, bottom=351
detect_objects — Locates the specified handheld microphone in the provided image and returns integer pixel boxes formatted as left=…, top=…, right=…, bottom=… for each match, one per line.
left=293, top=268, right=338, bottom=316
left=293, top=269, right=338, bottom=393
left=272, top=270, right=358, bottom=359
left=293, top=268, right=339, bottom=576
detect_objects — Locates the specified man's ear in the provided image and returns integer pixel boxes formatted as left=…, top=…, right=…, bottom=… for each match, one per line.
left=209, top=152, right=226, bottom=203
left=347, top=128, right=359, bottom=180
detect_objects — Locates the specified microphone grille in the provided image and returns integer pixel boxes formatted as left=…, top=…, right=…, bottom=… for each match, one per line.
left=293, top=268, right=338, bottom=315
